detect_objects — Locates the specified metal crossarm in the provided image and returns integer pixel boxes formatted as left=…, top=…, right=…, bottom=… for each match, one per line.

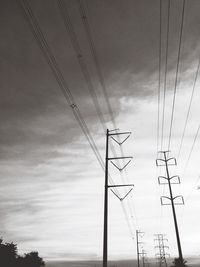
left=158, top=175, right=180, bottom=184
left=108, top=131, right=131, bottom=136
left=108, top=156, right=133, bottom=160
left=156, top=157, right=176, bottom=166
left=160, top=195, right=184, bottom=205
left=107, top=184, right=134, bottom=188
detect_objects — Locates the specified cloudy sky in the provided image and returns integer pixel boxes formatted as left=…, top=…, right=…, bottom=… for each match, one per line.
left=1, top=0, right=200, bottom=265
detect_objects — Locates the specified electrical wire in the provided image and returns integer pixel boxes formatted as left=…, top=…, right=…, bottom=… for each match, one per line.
left=56, top=0, right=130, bottom=200
left=182, top=124, right=200, bottom=177
left=77, top=0, right=137, bottom=229
left=76, top=0, right=131, bottom=185
left=160, top=0, right=171, bottom=151
left=17, top=0, right=120, bottom=196
left=57, top=0, right=107, bottom=132
left=177, top=57, right=200, bottom=160
left=157, top=0, right=162, bottom=155
left=167, top=0, right=186, bottom=151
left=185, top=176, right=200, bottom=202
left=75, top=0, right=137, bottom=235
left=56, top=0, right=122, bottom=169
left=77, top=0, right=116, bottom=129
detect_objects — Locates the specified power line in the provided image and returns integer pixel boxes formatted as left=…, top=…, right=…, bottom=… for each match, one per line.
left=57, top=0, right=107, bottom=132
left=167, top=0, right=186, bottom=151
left=185, top=176, right=200, bottom=202
left=177, top=57, right=200, bottom=160
left=19, top=0, right=139, bottom=244
left=56, top=0, right=131, bottom=199
left=17, top=0, right=120, bottom=194
left=157, top=0, right=162, bottom=154
left=76, top=0, right=138, bottom=231
left=160, top=0, right=171, bottom=151
left=182, top=124, right=200, bottom=177
left=18, top=0, right=137, bottom=238
left=56, top=0, right=121, bottom=171
left=77, top=0, right=116, bottom=128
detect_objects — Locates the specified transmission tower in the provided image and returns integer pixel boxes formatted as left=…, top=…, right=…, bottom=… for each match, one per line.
left=154, top=234, right=169, bottom=267
left=103, top=129, right=134, bottom=267
left=156, top=151, right=184, bottom=265
left=136, top=230, right=145, bottom=267
left=141, top=249, right=148, bottom=267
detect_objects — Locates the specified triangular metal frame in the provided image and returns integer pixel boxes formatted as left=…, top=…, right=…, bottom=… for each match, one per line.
left=111, top=134, right=130, bottom=146
left=110, top=159, right=131, bottom=172
left=110, top=188, right=133, bottom=201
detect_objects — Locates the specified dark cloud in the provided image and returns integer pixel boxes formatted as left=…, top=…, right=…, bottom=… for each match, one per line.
left=1, top=0, right=200, bottom=164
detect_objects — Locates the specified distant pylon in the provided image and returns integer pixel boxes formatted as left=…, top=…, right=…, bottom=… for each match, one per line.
left=154, top=234, right=169, bottom=267
left=136, top=230, right=145, bottom=267
left=141, top=249, right=147, bottom=267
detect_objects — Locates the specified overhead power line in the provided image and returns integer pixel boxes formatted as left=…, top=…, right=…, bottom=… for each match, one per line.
left=57, top=0, right=107, bottom=132
left=167, top=0, right=186, bottom=151
left=55, top=0, right=122, bottom=193
left=160, top=0, right=171, bottom=151
left=18, top=0, right=137, bottom=236
left=157, top=0, right=162, bottom=154
left=76, top=0, right=138, bottom=229
left=17, top=0, right=120, bottom=192
left=19, top=0, right=138, bottom=239
left=182, top=124, right=200, bottom=177
left=177, top=57, right=200, bottom=160
left=77, top=0, right=134, bottom=192
left=77, top=0, right=116, bottom=129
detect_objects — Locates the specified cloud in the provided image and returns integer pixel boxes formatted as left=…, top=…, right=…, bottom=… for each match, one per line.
left=1, top=0, right=200, bottom=261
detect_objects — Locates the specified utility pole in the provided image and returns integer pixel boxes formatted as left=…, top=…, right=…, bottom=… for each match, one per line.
left=136, top=230, right=145, bottom=267
left=154, top=234, right=169, bottom=267
left=103, top=129, right=134, bottom=267
left=156, top=151, right=184, bottom=265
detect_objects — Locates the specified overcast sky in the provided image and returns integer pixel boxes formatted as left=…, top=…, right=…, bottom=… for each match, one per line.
left=1, top=0, right=200, bottom=265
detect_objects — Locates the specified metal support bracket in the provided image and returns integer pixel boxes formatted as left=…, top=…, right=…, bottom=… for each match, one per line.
left=110, top=159, right=132, bottom=171
left=158, top=175, right=180, bottom=184
left=110, top=188, right=133, bottom=201
left=111, top=134, right=131, bottom=146
left=160, top=195, right=184, bottom=205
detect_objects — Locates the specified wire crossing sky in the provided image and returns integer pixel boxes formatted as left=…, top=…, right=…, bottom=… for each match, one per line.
left=0, top=0, right=200, bottom=265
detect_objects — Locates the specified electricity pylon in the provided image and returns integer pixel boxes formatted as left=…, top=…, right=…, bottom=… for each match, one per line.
left=103, top=129, right=134, bottom=267
left=141, top=249, right=147, bottom=267
left=154, top=234, right=169, bottom=267
left=156, top=151, right=184, bottom=265
left=136, top=230, right=145, bottom=267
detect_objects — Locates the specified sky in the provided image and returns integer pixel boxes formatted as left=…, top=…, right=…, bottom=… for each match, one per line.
left=1, top=0, right=200, bottom=265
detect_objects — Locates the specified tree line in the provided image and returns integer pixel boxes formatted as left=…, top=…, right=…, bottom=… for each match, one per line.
left=0, top=238, right=45, bottom=267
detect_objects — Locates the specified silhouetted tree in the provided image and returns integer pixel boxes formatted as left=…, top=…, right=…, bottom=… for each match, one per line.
left=22, top=252, right=45, bottom=267
left=0, top=238, right=18, bottom=267
left=0, top=238, right=45, bottom=267
left=171, top=258, right=188, bottom=267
